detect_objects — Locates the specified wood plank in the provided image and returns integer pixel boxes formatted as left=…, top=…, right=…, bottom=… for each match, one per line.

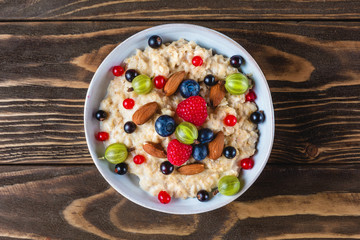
left=0, top=0, right=359, bottom=20
left=0, top=164, right=359, bottom=239
left=0, top=21, right=359, bottom=164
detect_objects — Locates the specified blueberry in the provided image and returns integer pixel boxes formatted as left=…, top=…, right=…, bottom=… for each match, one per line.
left=230, top=55, right=244, bottom=68
left=204, top=74, right=217, bottom=86
left=115, top=162, right=128, bottom=175
left=179, top=79, right=200, bottom=98
left=250, top=111, right=265, bottom=124
left=198, top=128, right=214, bottom=143
left=197, top=190, right=210, bottom=202
left=160, top=161, right=174, bottom=175
left=124, top=121, right=136, bottom=133
left=95, top=110, right=107, bottom=121
left=192, top=144, right=208, bottom=161
left=125, top=69, right=139, bottom=82
left=223, top=146, right=236, bottom=159
left=148, top=35, right=162, bottom=49
left=155, top=115, right=176, bottom=137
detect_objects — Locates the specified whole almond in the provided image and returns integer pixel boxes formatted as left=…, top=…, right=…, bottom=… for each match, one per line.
left=143, top=142, right=167, bottom=158
left=177, top=163, right=205, bottom=175
left=164, top=71, right=186, bottom=96
left=210, top=82, right=226, bottom=107
left=132, top=102, right=159, bottom=125
left=208, top=131, right=224, bottom=160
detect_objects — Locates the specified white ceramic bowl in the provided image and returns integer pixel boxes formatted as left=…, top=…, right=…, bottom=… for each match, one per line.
left=84, top=23, right=274, bottom=214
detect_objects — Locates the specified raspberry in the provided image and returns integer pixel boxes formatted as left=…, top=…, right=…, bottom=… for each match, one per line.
left=167, top=139, right=192, bottom=166
left=176, top=96, right=208, bottom=126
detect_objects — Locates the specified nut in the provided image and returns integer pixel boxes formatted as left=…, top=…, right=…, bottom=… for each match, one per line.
left=209, top=82, right=226, bottom=107
left=164, top=71, right=186, bottom=96
left=208, top=131, right=224, bottom=160
left=143, top=142, right=167, bottom=158
left=177, top=163, right=205, bottom=175
left=132, top=102, right=159, bottom=125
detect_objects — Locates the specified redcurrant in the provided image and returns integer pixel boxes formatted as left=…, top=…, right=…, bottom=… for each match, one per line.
left=96, top=132, right=109, bottom=141
left=133, top=155, right=146, bottom=164
left=245, top=90, right=257, bottom=102
left=240, top=158, right=254, bottom=169
left=153, top=75, right=166, bottom=89
left=158, top=191, right=171, bottom=204
left=123, top=98, right=135, bottom=109
left=224, top=115, right=237, bottom=126
left=192, top=56, right=203, bottom=67
left=112, top=66, right=124, bottom=76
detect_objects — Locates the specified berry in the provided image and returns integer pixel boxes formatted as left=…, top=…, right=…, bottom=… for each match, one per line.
left=218, top=175, right=241, bottom=196
left=230, top=55, right=244, bottom=68
left=192, top=144, right=208, bottom=161
left=245, top=89, right=257, bottom=102
left=112, top=66, right=124, bottom=76
left=198, top=128, right=214, bottom=143
left=96, top=132, right=109, bottom=141
left=133, top=155, right=145, bottom=164
left=148, top=35, right=162, bottom=49
left=153, top=75, right=166, bottom=89
left=179, top=79, right=200, bottom=98
left=240, top=158, right=254, bottom=169
left=250, top=111, right=265, bottom=124
left=124, top=121, right=136, bottom=133
left=160, top=161, right=174, bottom=175
left=225, top=73, right=249, bottom=95
left=192, top=56, right=203, bottom=66
left=125, top=69, right=139, bottom=82
left=123, top=98, right=135, bottom=109
left=223, top=146, right=236, bottom=159
left=175, top=122, right=198, bottom=144
left=155, top=115, right=176, bottom=137
left=224, top=115, right=237, bottom=127
left=105, top=143, right=128, bottom=164
left=95, top=110, right=107, bottom=121
left=114, top=162, right=128, bottom=175
left=158, top=191, right=171, bottom=204
left=167, top=139, right=192, bottom=166
left=197, top=190, right=210, bottom=202
left=132, top=75, right=153, bottom=94
left=204, top=74, right=217, bottom=86
left=176, top=96, right=208, bottom=126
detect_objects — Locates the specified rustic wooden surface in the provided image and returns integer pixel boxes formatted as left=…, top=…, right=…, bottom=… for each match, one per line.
left=0, top=0, right=359, bottom=239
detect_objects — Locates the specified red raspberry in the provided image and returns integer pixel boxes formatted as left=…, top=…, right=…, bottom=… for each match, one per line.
left=176, top=96, right=208, bottom=126
left=167, top=139, right=192, bottom=166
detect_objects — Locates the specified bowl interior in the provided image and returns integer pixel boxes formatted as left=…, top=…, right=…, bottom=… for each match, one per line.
left=84, top=24, right=274, bottom=214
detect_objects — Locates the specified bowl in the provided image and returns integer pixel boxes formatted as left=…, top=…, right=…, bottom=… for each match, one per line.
left=84, top=23, right=274, bottom=214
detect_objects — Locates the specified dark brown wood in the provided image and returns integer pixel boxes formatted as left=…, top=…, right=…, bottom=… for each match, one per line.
left=0, top=164, right=359, bottom=239
left=0, top=0, right=359, bottom=20
left=0, top=21, right=359, bottom=164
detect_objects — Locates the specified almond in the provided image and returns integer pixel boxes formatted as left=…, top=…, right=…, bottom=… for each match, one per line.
left=177, top=163, right=205, bottom=175
left=164, top=71, right=186, bottom=96
left=132, top=102, right=159, bottom=125
left=209, top=82, right=226, bottom=107
left=208, top=131, right=224, bottom=160
left=143, top=142, right=167, bottom=158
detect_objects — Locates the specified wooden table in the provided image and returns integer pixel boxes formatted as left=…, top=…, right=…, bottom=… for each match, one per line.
left=1, top=1, right=359, bottom=239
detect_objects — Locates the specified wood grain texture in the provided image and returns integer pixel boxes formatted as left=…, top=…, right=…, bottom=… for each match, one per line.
left=0, top=0, right=359, bottom=20
left=0, top=164, right=359, bottom=239
left=0, top=21, right=359, bottom=164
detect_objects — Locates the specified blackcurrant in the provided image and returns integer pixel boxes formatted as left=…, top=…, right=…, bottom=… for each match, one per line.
left=124, top=121, right=136, bottom=133
left=125, top=69, right=139, bottom=82
left=95, top=110, right=107, bottom=121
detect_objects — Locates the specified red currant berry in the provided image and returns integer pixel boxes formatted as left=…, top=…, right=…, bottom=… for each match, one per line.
left=123, top=98, right=135, bottom=109
left=192, top=56, right=203, bottom=67
left=158, top=191, right=171, bottom=204
left=245, top=90, right=257, bottom=102
left=153, top=75, right=166, bottom=89
left=224, top=115, right=237, bottom=126
left=96, top=132, right=109, bottom=141
left=133, top=155, right=146, bottom=165
left=240, top=158, right=254, bottom=169
left=112, top=66, right=124, bottom=76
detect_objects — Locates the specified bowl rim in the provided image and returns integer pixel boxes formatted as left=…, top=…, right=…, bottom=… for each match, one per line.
left=84, top=23, right=275, bottom=214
